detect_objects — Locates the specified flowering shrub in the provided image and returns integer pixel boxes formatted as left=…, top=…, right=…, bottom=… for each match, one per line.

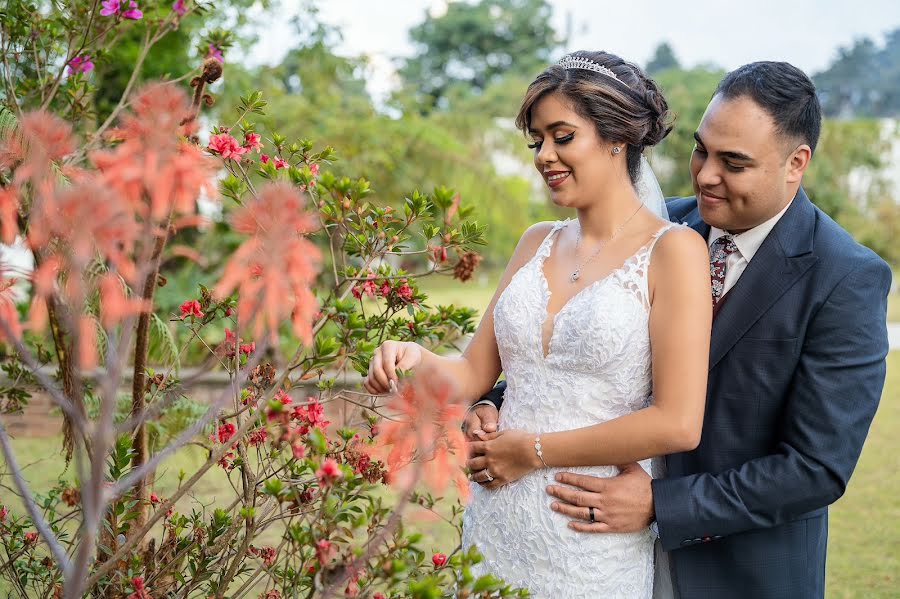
left=0, top=2, right=526, bottom=598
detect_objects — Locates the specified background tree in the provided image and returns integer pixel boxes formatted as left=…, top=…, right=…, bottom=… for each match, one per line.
left=814, top=27, right=900, bottom=117
left=646, top=42, right=681, bottom=76
left=397, top=0, right=565, bottom=114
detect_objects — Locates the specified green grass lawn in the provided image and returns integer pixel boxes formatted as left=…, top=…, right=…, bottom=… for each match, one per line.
left=826, top=350, right=899, bottom=597
left=1, top=303, right=896, bottom=597
left=888, top=292, right=900, bottom=323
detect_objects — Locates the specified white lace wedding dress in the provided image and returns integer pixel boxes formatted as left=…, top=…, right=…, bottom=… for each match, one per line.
left=462, top=220, right=676, bottom=599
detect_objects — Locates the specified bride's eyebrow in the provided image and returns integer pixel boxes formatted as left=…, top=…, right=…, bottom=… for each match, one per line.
left=529, top=121, right=578, bottom=135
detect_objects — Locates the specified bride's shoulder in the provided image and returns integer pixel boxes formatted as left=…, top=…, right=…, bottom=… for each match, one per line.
left=514, top=220, right=562, bottom=252
left=649, top=225, right=709, bottom=274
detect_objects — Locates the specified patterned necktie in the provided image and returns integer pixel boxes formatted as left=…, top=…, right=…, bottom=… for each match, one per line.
left=709, top=234, right=739, bottom=305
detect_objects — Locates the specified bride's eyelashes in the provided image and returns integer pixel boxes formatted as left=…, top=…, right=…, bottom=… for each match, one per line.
left=527, top=132, right=575, bottom=150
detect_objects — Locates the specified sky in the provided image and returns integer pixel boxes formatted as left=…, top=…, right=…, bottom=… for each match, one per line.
left=251, top=0, right=900, bottom=102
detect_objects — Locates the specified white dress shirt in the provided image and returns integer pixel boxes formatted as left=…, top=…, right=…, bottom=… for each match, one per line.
left=707, top=200, right=794, bottom=297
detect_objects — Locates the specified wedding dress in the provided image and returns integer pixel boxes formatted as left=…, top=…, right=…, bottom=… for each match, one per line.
left=462, top=220, right=677, bottom=599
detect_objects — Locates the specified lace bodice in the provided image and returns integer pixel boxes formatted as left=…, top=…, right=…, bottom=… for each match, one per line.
left=462, top=220, right=677, bottom=598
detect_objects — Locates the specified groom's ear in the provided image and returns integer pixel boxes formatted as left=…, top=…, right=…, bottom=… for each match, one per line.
left=785, top=143, right=812, bottom=184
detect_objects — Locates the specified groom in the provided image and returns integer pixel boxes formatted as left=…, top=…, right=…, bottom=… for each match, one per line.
left=464, top=61, right=892, bottom=598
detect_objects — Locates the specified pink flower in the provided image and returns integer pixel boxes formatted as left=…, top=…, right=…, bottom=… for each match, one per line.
left=149, top=493, right=160, bottom=504
left=432, top=553, right=448, bottom=567
left=378, top=281, right=391, bottom=297
left=67, top=55, right=94, bottom=75
left=208, top=133, right=249, bottom=161
left=243, top=132, right=262, bottom=153
left=291, top=438, right=306, bottom=459
left=179, top=299, right=203, bottom=319
left=100, top=0, right=120, bottom=15
left=374, top=594, right=386, bottom=599
left=432, top=245, right=447, bottom=263
left=206, top=44, right=224, bottom=63
left=171, top=0, right=187, bottom=16
left=310, top=163, right=319, bottom=176
left=260, top=153, right=270, bottom=164
left=396, top=282, right=414, bottom=302
left=121, top=1, right=143, bottom=19
left=239, top=342, right=255, bottom=355
left=24, top=532, right=38, bottom=544
left=315, top=539, right=336, bottom=564
left=101, top=0, right=142, bottom=19
left=0, top=506, right=8, bottom=521
left=316, top=458, right=343, bottom=486
left=274, top=157, right=288, bottom=169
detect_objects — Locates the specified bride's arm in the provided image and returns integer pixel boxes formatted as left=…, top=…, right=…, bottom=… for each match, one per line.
left=468, top=227, right=711, bottom=481
left=363, top=222, right=556, bottom=402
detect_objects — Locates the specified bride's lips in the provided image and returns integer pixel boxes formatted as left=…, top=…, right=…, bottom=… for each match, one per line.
left=545, top=170, right=571, bottom=188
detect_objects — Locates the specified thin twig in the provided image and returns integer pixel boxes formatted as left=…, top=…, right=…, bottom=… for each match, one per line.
left=0, top=420, right=71, bottom=570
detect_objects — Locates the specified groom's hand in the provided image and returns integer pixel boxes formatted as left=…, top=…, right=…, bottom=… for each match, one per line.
left=462, top=403, right=499, bottom=443
left=547, top=463, right=654, bottom=533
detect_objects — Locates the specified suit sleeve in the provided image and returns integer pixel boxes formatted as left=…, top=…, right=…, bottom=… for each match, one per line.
left=478, top=380, right=507, bottom=410
left=652, top=255, right=892, bottom=552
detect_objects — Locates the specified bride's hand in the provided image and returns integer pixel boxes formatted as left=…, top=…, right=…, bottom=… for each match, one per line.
left=466, top=429, right=541, bottom=489
left=363, top=341, right=424, bottom=394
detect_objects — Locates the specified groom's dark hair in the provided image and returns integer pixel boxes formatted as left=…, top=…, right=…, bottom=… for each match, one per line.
left=714, top=61, right=822, bottom=155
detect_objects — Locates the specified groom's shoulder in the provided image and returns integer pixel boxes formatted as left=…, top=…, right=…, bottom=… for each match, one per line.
left=664, top=196, right=697, bottom=221
left=813, top=206, right=890, bottom=271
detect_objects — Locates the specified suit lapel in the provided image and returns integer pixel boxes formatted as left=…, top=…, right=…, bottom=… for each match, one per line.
left=708, top=189, right=818, bottom=369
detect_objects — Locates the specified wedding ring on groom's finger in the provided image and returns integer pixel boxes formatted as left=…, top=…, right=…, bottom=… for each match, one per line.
left=588, top=507, right=596, bottom=523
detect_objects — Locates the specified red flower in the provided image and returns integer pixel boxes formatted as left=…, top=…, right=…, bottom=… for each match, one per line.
left=179, top=299, right=204, bottom=319
left=274, top=157, right=288, bottom=169
left=127, top=575, right=152, bottom=599
left=260, top=154, right=270, bottom=164
left=432, top=245, right=448, bottom=263
left=23, top=531, right=38, bottom=544
left=247, top=427, right=268, bottom=447
left=208, top=133, right=249, bottom=161
left=149, top=493, right=160, bottom=505
left=316, top=458, right=343, bottom=486
left=0, top=506, right=7, bottom=521
left=240, top=342, right=255, bottom=355
left=373, top=594, right=386, bottom=599
left=378, top=281, right=392, bottom=297
left=216, top=422, right=237, bottom=444
left=432, top=553, right=448, bottom=567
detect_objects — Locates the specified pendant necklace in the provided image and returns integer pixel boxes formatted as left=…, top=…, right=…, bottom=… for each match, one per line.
left=570, top=204, right=643, bottom=283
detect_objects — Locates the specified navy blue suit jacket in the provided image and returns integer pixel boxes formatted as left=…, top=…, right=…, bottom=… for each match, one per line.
left=481, top=189, right=892, bottom=598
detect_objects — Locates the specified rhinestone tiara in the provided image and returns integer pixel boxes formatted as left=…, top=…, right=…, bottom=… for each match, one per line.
left=558, top=54, right=630, bottom=88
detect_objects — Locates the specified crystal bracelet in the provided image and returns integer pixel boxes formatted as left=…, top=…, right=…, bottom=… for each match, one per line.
left=534, top=435, right=550, bottom=469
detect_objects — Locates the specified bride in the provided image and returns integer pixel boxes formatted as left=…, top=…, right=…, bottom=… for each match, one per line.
left=364, top=50, right=711, bottom=598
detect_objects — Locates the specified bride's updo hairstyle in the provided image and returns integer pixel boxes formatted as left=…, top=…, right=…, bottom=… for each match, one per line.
left=516, top=50, right=673, bottom=185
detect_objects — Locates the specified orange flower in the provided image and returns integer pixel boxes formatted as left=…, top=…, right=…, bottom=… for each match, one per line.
left=375, top=374, right=468, bottom=499
left=213, top=182, right=320, bottom=344
left=0, top=268, right=22, bottom=342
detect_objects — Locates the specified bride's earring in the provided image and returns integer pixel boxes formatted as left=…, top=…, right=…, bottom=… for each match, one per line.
left=611, top=146, right=622, bottom=155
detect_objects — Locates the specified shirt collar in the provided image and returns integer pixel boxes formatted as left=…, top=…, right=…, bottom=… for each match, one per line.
left=707, top=199, right=794, bottom=261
